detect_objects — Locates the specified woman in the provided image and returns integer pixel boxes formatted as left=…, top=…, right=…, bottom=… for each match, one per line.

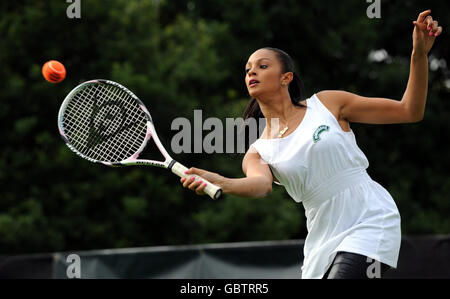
left=180, top=10, right=443, bottom=279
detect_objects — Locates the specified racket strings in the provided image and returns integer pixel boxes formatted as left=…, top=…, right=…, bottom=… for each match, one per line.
left=62, top=83, right=148, bottom=162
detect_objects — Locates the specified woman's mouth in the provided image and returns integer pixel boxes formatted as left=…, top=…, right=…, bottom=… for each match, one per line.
left=249, top=79, right=260, bottom=87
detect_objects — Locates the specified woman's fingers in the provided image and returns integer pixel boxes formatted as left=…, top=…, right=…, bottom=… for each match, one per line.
left=180, top=176, right=207, bottom=194
left=188, top=178, right=203, bottom=191
left=180, top=166, right=224, bottom=196
left=432, top=20, right=439, bottom=31
left=417, top=9, right=431, bottom=23
left=434, top=26, right=443, bottom=37
left=414, top=11, right=443, bottom=38
left=195, top=181, right=207, bottom=195
left=425, top=15, right=434, bottom=30
left=184, top=167, right=205, bottom=176
left=413, top=21, right=425, bottom=29
left=426, top=19, right=436, bottom=35
left=428, top=21, right=442, bottom=37
left=181, top=176, right=196, bottom=188
left=181, top=167, right=206, bottom=194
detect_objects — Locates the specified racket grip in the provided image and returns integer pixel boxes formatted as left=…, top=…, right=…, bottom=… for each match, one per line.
left=170, top=161, right=222, bottom=200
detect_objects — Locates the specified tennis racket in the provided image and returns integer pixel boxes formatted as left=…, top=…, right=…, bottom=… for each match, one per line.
left=57, top=79, right=222, bottom=200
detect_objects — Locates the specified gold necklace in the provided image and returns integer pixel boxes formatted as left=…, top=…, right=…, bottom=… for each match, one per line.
left=278, top=126, right=289, bottom=138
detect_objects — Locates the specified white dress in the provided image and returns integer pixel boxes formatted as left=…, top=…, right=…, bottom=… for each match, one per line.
left=250, top=93, right=401, bottom=279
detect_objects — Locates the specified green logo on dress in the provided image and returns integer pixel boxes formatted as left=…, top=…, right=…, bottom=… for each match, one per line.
left=313, top=125, right=329, bottom=143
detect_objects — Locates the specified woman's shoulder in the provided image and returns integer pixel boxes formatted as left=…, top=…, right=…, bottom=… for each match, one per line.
left=314, top=90, right=344, bottom=119
left=315, top=90, right=354, bottom=107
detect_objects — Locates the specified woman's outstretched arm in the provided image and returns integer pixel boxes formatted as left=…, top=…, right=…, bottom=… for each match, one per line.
left=318, top=10, right=443, bottom=125
left=405, top=9, right=443, bottom=120
left=180, top=149, right=273, bottom=199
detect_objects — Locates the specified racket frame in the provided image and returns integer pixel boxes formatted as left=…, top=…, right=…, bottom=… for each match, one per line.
left=58, top=79, right=222, bottom=200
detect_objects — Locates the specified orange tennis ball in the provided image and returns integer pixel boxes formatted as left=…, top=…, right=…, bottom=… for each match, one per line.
left=42, top=60, right=66, bottom=83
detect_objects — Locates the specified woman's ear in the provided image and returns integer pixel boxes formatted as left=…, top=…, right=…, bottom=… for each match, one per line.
left=281, top=72, right=294, bottom=86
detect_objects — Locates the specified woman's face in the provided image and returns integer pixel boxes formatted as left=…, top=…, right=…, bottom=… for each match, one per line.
left=245, top=49, right=287, bottom=98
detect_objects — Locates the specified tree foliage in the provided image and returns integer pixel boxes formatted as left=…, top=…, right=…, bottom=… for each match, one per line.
left=0, top=0, right=449, bottom=254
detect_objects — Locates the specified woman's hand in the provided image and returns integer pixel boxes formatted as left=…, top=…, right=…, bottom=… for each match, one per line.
left=180, top=167, right=226, bottom=196
left=412, top=10, right=443, bottom=56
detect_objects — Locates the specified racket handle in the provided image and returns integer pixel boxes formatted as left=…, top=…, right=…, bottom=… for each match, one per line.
left=170, top=161, right=222, bottom=200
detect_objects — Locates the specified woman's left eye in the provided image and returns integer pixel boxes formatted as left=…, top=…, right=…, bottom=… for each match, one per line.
left=260, top=65, right=268, bottom=69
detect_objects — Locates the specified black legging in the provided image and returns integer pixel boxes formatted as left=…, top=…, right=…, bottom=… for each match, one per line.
left=322, top=251, right=391, bottom=279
